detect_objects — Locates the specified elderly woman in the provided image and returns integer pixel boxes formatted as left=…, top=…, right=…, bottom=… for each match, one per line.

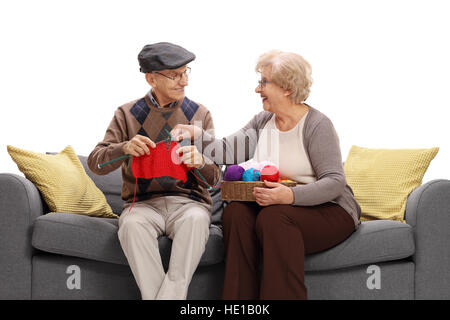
left=171, top=50, right=361, bottom=300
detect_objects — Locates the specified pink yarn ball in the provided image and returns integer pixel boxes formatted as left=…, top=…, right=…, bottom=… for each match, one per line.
left=255, top=160, right=277, bottom=172
left=239, top=159, right=259, bottom=171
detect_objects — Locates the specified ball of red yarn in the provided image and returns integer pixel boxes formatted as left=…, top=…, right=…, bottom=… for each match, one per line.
left=260, top=165, right=279, bottom=182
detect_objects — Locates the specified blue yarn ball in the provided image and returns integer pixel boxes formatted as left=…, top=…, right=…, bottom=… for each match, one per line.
left=242, top=168, right=261, bottom=181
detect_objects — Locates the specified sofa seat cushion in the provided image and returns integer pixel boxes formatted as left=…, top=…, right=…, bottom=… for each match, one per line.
left=32, top=212, right=224, bottom=267
left=305, top=220, right=415, bottom=272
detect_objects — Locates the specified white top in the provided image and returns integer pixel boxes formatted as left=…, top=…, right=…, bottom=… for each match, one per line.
left=253, top=112, right=317, bottom=184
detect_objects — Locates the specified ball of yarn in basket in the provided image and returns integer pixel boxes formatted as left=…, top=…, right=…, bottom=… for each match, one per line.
left=224, top=165, right=245, bottom=181
left=260, top=165, right=279, bottom=182
left=242, top=168, right=261, bottom=181
left=238, top=159, right=259, bottom=171
left=255, top=160, right=277, bottom=172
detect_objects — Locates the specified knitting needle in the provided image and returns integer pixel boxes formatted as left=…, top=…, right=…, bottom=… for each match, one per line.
left=164, top=128, right=176, bottom=141
left=97, top=154, right=131, bottom=169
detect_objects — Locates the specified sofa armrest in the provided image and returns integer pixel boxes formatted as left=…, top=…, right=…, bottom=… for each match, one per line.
left=405, top=179, right=450, bottom=299
left=0, top=173, right=45, bottom=299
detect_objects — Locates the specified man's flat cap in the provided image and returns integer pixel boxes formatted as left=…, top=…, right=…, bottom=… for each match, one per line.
left=138, top=42, right=195, bottom=73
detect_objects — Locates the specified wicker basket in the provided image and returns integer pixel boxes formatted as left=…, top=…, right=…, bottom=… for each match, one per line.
left=220, top=180, right=297, bottom=201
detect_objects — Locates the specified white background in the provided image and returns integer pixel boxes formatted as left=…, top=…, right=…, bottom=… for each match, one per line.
left=1, top=0, right=449, bottom=182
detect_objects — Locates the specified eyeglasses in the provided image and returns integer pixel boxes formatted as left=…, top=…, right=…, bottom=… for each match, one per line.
left=258, top=79, right=272, bottom=89
left=154, top=67, right=191, bottom=81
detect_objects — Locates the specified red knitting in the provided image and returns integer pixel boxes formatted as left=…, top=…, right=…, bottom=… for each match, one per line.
left=129, top=140, right=190, bottom=212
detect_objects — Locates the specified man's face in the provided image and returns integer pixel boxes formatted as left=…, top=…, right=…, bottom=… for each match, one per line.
left=147, top=65, right=190, bottom=105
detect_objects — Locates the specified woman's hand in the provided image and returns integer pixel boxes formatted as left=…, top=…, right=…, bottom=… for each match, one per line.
left=253, top=180, right=294, bottom=206
left=170, top=124, right=203, bottom=142
left=176, top=145, right=205, bottom=168
left=123, top=134, right=156, bottom=156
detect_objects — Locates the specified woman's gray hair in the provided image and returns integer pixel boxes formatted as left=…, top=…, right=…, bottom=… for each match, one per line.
left=255, top=50, right=313, bottom=104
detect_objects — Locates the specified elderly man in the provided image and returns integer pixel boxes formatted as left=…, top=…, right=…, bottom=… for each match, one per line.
left=87, top=42, right=221, bottom=300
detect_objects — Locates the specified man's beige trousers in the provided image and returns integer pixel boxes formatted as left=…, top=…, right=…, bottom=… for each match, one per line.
left=118, top=195, right=211, bottom=300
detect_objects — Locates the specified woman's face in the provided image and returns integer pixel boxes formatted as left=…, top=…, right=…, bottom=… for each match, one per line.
left=255, top=65, right=290, bottom=113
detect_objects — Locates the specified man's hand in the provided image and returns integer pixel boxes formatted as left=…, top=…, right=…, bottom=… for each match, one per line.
left=123, top=135, right=156, bottom=157
left=170, top=124, right=203, bottom=142
left=253, top=180, right=294, bottom=206
left=177, top=145, right=205, bottom=168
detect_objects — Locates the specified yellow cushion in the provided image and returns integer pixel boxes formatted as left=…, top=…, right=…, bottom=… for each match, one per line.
left=344, top=145, right=439, bottom=222
left=7, top=145, right=118, bottom=219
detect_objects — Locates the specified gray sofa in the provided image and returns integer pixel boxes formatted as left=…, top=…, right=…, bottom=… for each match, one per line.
left=1, top=154, right=450, bottom=300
